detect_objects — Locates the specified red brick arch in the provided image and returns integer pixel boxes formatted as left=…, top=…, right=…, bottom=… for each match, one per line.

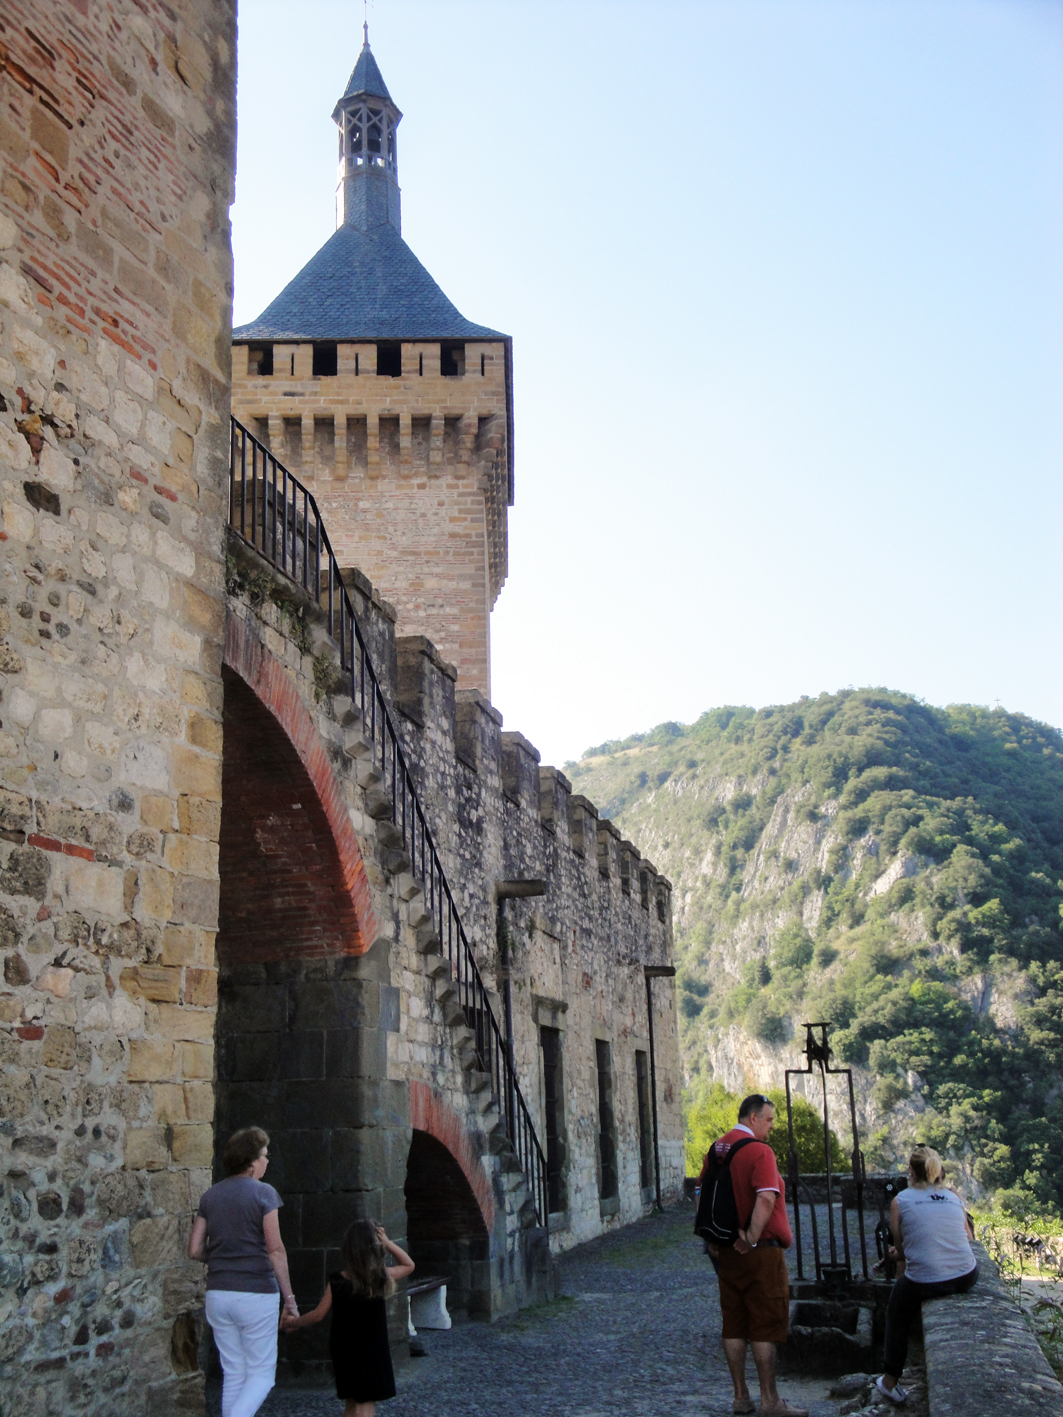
left=221, top=611, right=378, bottom=959
left=409, top=1079, right=495, bottom=1232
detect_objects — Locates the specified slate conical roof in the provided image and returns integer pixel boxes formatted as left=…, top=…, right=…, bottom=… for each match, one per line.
left=231, top=223, right=505, bottom=342
left=340, top=35, right=393, bottom=104
left=233, top=28, right=507, bottom=345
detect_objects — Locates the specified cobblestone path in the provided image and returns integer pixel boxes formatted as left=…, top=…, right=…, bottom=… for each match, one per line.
left=209, top=1206, right=925, bottom=1417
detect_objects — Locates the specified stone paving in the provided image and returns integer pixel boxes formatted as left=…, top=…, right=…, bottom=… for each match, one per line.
left=208, top=1206, right=928, bottom=1417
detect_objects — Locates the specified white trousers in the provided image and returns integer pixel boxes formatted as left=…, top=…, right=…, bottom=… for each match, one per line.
left=205, top=1289, right=279, bottom=1417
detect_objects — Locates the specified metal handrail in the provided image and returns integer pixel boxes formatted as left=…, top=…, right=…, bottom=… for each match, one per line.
left=227, top=417, right=548, bottom=1226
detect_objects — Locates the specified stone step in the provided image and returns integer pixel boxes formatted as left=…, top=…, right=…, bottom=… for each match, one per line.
left=375, top=817, right=404, bottom=849
left=406, top=898, right=432, bottom=929
left=434, top=977, right=458, bottom=1004
left=443, top=1003, right=468, bottom=1029
left=382, top=847, right=411, bottom=877
left=395, top=872, right=424, bottom=903
left=470, top=1083, right=496, bottom=1113
left=356, top=760, right=383, bottom=790
left=342, top=727, right=370, bottom=760
left=415, top=928, right=441, bottom=956
left=364, top=788, right=393, bottom=820
left=425, top=954, right=451, bottom=980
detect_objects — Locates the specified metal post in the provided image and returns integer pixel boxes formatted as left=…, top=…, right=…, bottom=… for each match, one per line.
left=644, top=965, right=675, bottom=1212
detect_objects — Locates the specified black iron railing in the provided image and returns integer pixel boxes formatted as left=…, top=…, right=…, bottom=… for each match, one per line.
left=228, top=417, right=548, bottom=1225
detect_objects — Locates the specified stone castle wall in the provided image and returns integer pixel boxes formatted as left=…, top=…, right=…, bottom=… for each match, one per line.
left=0, top=5, right=684, bottom=1412
left=231, top=338, right=510, bottom=697
left=0, top=1, right=236, bottom=1411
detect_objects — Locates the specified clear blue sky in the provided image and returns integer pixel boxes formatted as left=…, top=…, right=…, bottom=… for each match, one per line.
left=233, top=0, right=1063, bottom=769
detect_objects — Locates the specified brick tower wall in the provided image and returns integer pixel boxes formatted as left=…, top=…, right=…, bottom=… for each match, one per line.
left=0, top=2, right=236, bottom=1412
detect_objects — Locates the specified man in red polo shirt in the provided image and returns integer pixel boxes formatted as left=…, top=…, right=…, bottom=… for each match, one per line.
left=705, top=1094, right=806, bottom=1417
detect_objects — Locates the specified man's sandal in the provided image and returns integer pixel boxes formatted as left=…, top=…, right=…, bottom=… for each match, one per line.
left=733, top=1401, right=755, bottom=1415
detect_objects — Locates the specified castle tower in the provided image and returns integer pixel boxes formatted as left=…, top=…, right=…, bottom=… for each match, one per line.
left=231, top=28, right=512, bottom=696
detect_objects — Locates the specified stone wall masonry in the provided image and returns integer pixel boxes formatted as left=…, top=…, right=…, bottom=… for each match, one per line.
left=230, top=345, right=509, bottom=696
left=922, top=1243, right=1063, bottom=1415
left=383, top=595, right=685, bottom=1253
left=220, top=549, right=556, bottom=1336
left=0, top=3, right=236, bottom=1414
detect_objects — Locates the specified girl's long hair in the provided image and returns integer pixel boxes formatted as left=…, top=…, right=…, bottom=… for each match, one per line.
left=340, top=1220, right=393, bottom=1299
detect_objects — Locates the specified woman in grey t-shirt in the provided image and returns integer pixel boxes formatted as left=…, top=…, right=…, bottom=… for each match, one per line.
left=876, top=1145, right=977, bottom=1406
left=188, top=1127, right=299, bottom=1417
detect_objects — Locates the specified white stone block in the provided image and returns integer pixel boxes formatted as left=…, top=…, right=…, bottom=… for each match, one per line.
left=37, top=708, right=73, bottom=742
left=2, top=498, right=34, bottom=541
left=61, top=858, right=124, bottom=916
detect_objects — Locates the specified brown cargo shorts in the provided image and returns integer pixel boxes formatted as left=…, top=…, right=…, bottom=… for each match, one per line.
left=717, top=1245, right=790, bottom=1343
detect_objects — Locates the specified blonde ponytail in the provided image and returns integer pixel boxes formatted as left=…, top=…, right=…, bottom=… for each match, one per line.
left=909, top=1144, right=945, bottom=1186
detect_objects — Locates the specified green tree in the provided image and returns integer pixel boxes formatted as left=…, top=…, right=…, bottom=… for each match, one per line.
left=685, top=1083, right=845, bottom=1176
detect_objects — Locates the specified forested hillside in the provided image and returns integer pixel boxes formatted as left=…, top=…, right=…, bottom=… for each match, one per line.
left=566, top=691, right=1063, bottom=1213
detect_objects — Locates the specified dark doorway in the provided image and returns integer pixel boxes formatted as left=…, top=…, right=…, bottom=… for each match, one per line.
left=540, top=1026, right=566, bottom=1213
left=595, top=1039, right=618, bottom=1203
left=404, top=1130, right=489, bottom=1317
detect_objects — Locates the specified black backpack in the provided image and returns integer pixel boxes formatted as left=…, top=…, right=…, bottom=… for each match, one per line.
left=693, top=1136, right=760, bottom=1248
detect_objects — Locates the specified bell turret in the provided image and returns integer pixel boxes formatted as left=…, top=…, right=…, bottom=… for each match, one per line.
left=332, top=24, right=402, bottom=233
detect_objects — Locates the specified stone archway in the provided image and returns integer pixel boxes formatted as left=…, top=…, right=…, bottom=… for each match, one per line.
left=215, top=626, right=389, bottom=1380
left=405, top=1083, right=493, bottom=1317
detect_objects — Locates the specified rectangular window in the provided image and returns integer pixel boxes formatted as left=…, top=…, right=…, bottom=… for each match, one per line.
left=376, top=341, right=401, bottom=377
left=247, top=343, right=273, bottom=377
left=636, top=1050, right=652, bottom=1193
left=312, top=342, right=337, bottom=377
left=541, top=1027, right=566, bottom=1213
left=595, top=1039, right=618, bottom=1201
left=440, top=341, right=465, bottom=376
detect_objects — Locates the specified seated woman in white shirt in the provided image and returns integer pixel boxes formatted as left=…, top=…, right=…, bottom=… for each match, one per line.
left=877, top=1144, right=976, bottom=1407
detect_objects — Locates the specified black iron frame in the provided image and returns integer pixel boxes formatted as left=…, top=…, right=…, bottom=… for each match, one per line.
left=227, top=417, right=548, bottom=1225
left=785, top=1021, right=869, bottom=1285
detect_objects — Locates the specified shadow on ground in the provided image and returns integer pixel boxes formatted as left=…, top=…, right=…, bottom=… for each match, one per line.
left=207, top=1206, right=926, bottom=1417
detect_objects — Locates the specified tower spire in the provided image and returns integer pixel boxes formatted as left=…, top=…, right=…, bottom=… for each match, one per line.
left=332, top=30, right=402, bottom=233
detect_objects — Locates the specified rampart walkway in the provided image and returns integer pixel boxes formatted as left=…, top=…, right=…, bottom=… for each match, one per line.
left=208, top=1207, right=914, bottom=1417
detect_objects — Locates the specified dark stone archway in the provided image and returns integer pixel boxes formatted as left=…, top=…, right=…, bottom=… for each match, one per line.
left=405, top=1129, right=491, bottom=1318
left=215, top=663, right=398, bottom=1380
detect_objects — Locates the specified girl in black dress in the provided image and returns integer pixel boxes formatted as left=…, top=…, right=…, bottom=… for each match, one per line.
left=283, top=1221, right=415, bottom=1416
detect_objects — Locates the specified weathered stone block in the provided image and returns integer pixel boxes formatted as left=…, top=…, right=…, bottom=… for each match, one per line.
left=128, top=1040, right=178, bottom=1083
left=130, top=1214, right=181, bottom=1267
left=125, top=1125, right=170, bottom=1171
left=180, top=1042, right=214, bottom=1078
left=120, top=965, right=181, bottom=1003
left=170, top=1123, right=213, bottom=1166
left=41, top=1024, right=77, bottom=1070
left=155, top=1003, right=214, bottom=1042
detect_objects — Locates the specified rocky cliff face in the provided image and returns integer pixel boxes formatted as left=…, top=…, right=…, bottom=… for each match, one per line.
left=566, top=694, right=1063, bottom=1206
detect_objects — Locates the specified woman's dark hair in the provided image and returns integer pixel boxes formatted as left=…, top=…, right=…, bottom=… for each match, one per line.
left=222, top=1127, right=269, bottom=1177
left=340, top=1219, right=392, bottom=1299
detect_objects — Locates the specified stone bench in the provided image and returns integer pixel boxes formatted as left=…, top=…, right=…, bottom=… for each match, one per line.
left=406, top=1275, right=452, bottom=1333
left=923, top=1244, right=1063, bottom=1414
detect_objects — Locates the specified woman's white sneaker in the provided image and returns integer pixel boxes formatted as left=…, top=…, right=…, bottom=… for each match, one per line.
left=875, top=1375, right=909, bottom=1406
